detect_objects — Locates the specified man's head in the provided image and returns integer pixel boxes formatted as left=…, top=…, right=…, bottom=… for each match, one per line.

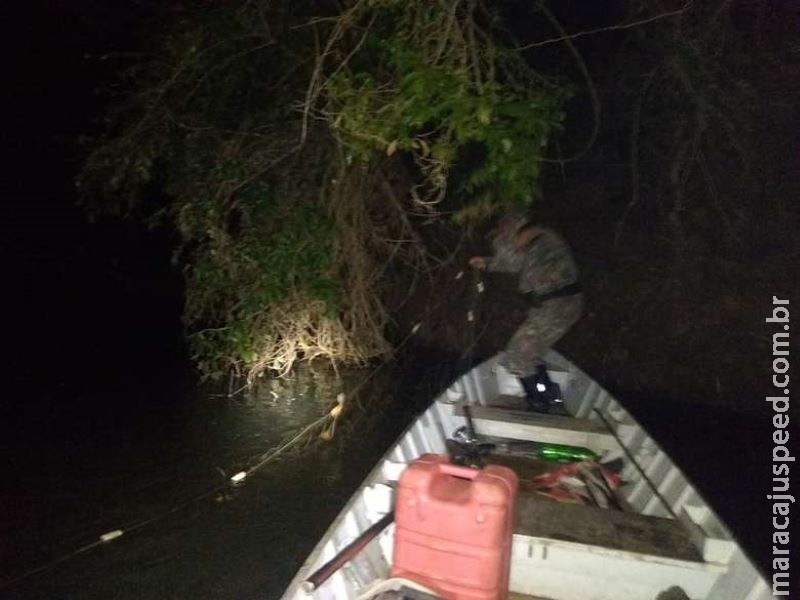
left=494, top=214, right=541, bottom=249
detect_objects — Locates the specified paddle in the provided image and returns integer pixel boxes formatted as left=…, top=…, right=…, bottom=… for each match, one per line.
left=302, top=512, right=394, bottom=593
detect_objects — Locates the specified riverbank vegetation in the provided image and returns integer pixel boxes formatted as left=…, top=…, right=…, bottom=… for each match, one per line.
left=81, top=0, right=797, bottom=402
left=81, top=0, right=569, bottom=380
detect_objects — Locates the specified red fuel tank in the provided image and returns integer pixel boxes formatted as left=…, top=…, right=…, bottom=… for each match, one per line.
left=391, top=454, right=518, bottom=600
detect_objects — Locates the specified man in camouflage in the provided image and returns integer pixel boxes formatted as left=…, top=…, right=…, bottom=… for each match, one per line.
left=469, top=216, right=582, bottom=407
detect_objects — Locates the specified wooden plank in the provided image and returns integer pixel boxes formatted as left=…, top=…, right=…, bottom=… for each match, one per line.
left=462, top=400, right=608, bottom=433
left=488, top=394, right=538, bottom=410
left=455, top=403, right=617, bottom=453
left=514, top=495, right=702, bottom=563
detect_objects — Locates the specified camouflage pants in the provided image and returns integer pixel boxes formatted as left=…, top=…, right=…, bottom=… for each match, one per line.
left=499, top=294, right=583, bottom=377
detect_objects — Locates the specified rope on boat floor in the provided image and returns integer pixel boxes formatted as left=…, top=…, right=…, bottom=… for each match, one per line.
left=2, top=271, right=484, bottom=591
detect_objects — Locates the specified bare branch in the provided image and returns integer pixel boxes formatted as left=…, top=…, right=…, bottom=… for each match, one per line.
left=516, top=1, right=693, bottom=51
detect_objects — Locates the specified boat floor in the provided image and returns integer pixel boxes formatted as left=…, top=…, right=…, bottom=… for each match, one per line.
left=515, top=494, right=701, bottom=562
left=488, top=439, right=702, bottom=563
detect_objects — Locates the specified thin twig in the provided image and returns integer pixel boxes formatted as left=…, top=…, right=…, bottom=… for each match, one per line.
left=516, top=1, right=693, bottom=51
left=300, top=0, right=370, bottom=146
left=615, top=67, right=659, bottom=249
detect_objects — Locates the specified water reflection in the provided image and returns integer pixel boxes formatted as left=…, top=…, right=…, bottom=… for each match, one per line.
left=2, top=364, right=406, bottom=599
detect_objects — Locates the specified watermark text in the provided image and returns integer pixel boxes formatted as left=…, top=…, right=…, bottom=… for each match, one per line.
left=767, top=296, right=791, bottom=596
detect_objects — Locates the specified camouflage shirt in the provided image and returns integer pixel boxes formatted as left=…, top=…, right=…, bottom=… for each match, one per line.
left=486, top=227, right=579, bottom=296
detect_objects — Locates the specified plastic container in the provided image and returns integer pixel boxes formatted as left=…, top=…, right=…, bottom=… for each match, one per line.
left=391, top=454, right=518, bottom=600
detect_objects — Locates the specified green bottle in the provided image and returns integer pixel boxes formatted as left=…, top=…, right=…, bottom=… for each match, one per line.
left=499, top=440, right=601, bottom=463
left=536, top=442, right=600, bottom=463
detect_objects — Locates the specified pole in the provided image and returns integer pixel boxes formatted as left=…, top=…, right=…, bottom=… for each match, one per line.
left=301, top=512, right=394, bottom=593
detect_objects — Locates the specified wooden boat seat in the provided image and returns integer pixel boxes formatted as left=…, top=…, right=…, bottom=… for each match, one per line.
left=481, top=452, right=701, bottom=564
left=487, top=394, right=554, bottom=410
left=454, top=398, right=617, bottom=453
left=514, top=494, right=703, bottom=563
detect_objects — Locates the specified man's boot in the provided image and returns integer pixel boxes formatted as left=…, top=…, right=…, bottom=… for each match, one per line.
left=519, top=365, right=566, bottom=414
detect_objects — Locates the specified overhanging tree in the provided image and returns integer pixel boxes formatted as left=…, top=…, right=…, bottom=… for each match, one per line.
left=79, top=0, right=572, bottom=380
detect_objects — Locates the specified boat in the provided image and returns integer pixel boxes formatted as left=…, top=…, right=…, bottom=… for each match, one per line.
left=282, top=351, right=772, bottom=600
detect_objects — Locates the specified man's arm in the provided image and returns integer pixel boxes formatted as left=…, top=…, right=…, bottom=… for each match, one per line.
left=484, top=244, right=523, bottom=273
left=468, top=247, right=524, bottom=273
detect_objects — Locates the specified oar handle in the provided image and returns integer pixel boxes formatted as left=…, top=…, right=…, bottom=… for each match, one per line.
left=302, top=512, right=394, bottom=593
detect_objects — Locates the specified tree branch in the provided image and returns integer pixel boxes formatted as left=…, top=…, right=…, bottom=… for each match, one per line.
left=516, top=1, right=693, bottom=51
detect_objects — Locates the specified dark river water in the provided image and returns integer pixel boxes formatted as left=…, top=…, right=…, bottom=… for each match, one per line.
left=0, top=192, right=781, bottom=596
left=0, top=195, right=782, bottom=598
left=1, top=365, right=420, bottom=600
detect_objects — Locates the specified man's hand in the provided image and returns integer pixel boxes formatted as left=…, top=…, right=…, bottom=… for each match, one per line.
left=468, top=256, right=487, bottom=270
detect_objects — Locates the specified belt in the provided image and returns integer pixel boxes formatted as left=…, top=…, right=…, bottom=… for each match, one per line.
left=522, top=282, right=581, bottom=306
